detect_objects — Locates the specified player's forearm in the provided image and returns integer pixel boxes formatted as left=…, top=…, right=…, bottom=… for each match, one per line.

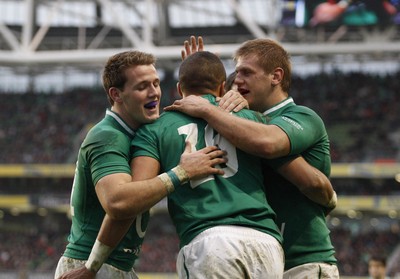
left=97, top=215, right=134, bottom=247
left=200, top=105, right=287, bottom=158
left=101, top=145, right=226, bottom=219
left=84, top=215, right=132, bottom=273
left=102, top=166, right=189, bottom=220
left=98, top=178, right=163, bottom=220
left=299, top=164, right=333, bottom=205
left=104, top=175, right=178, bottom=219
left=299, top=172, right=334, bottom=206
left=300, top=174, right=337, bottom=210
left=86, top=165, right=191, bottom=274
left=277, top=157, right=335, bottom=207
left=87, top=176, right=181, bottom=274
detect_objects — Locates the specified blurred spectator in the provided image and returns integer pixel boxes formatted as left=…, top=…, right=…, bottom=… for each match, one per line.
left=368, top=255, right=389, bottom=279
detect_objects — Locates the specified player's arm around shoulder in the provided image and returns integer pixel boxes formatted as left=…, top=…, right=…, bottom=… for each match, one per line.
left=164, top=95, right=215, bottom=118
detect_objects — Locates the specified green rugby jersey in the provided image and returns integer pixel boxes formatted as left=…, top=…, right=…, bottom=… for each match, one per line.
left=64, top=109, right=149, bottom=272
left=132, top=94, right=282, bottom=248
left=263, top=97, right=337, bottom=270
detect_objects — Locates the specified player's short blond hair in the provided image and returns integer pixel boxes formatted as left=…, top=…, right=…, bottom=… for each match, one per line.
left=102, top=50, right=156, bottom=105
left=234, top=38, right=292, bottom=93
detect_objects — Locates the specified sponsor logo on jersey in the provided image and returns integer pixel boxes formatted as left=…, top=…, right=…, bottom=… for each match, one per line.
left=281, top=116, right=303, bottom=130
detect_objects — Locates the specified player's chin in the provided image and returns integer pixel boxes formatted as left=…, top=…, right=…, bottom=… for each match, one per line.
left=243, top=95, right=253, bottom=104
left=242, top=93, right=251, bottom=100
left=247, top=99, right=259, bottom=111
left=143, top=112, right=160, bottom=123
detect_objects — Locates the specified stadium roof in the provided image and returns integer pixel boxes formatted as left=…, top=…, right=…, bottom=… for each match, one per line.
left=0, top=0, right=399, bottom=66
left=0, top=0, right=399, bottom=92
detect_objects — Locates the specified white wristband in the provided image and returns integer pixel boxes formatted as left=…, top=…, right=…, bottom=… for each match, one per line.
left=326, top=191, right=337, bottom=209
left=158, top=172, right=175, bottom=194
left=85, top=239, right=113, bottom=273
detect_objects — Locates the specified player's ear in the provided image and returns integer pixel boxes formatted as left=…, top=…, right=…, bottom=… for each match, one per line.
left=176, top=82, right=183, bottom=97
left=271, top=67, right=283, bottom=86
left=109, top=87, right=122, bottom=103
left=217, top=82, right=225, bottom=97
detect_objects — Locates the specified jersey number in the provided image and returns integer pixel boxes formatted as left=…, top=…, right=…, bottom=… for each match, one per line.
left=177, top=123, right=238, bottom=188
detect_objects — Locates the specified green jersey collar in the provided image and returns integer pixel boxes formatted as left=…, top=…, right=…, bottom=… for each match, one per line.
left=106, top=109, right=136, bottom=137
left=262, top=97, right=295, bottom=116
left=201, top=93, right=217, bottom=102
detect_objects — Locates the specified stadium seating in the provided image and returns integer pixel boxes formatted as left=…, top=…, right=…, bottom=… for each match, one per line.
left=1, top=71, right=399, bottom=164
left=0, top=71, right=400, bottom=278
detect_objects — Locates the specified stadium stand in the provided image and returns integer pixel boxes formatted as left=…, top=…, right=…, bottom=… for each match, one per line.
left=290, top=71, right=400, bottom=163
left=1, top=71, right=400, bottom=164
left=1, top=210, right=400, bottom=277
left=1, top=71, right=400, bottom=278
left=0, top=88, right=107, bottom=164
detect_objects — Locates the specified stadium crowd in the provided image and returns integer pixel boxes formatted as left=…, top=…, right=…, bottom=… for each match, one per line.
left=0, top=88, right=108, bottom=164
left=290, top=71, right=400, bottom=163
left=0, top=70, right=400, bottom=277
left=0, top=211, right=400, bottom=277
left=0, top=71, right=399, bottom=164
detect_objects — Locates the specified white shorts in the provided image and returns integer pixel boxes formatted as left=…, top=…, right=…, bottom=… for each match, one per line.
left=283, top=262, right=339, bottom=279
left=176, top=225, right=284, bottom=279
left=54, top=256, right=138, bottom=279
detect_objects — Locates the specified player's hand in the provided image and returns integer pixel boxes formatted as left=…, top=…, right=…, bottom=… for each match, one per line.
left=164, top=95, right=211, bottom=118
left=179, top=141, right=226, bottom=179
left=309, top=2, right=346, bottom=26
left=57, top=266, right=96, bottom=279
left=217, top=90, right=249, bottom=112
left=181, top=35, right=204, bottom=60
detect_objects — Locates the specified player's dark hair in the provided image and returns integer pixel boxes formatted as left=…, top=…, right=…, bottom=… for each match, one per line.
left=224, top=71, right=237, bottom=92
left=179, top=51, right=226, bottom=95
left=102, top=51, right=156, bottom=105
left=369, top=255, right=387, bottom=266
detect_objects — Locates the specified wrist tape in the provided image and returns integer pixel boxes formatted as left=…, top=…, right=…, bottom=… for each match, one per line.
left=158, top=165, right=189, bottom=194
left=85, top=239, right=113, bottom=273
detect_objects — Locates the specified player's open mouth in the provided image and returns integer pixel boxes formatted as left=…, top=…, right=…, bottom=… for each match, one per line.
left=144, top=101, right=158, bottom=109
left=238, top=88, right=249, bottom=96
